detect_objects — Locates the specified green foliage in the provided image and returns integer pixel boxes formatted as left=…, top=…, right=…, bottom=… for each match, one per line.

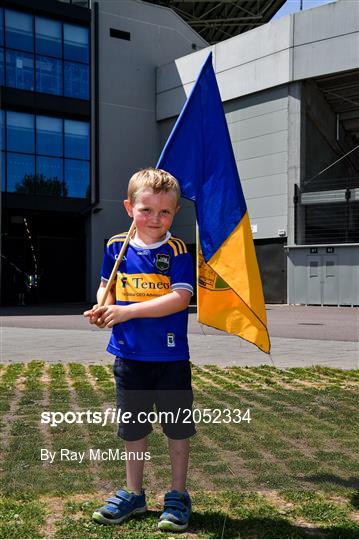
left=15, top=174, right=68, bottom=197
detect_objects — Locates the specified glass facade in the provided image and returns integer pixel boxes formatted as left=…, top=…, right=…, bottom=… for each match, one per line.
left=7, top=111, right=34, bottom=153
left=6, top=49, right=34, bottom=90
left=0, top=109, right=4, bottom=150
left=2, top=110, right=90, bottom=199
left=0, top=109, right=4, bottom=192
left=7, top=152, right=35, bottom=193
left=64, top=119, right=89, bottom=159
left=0, top=48, right=4, bottom=85
left=0, top=9, right=3, bottom=86
left=36, top=116, right=62, bottom=157
left=0, top=8, right=89, bottom=100
left=35, top=17, right=61, bottom=58
left=36, top=155, right=64, bottom=196
left=5, top=10, right=33, bottom=52
left=1, top=152, right=5, bottom=192
left=57, top=1, right=90, bottom=8
left=36, top=55, right=62, bottom=95
left=64, top=61, right=89, bottom=99
left=0, top=8, right=3, bottom=47
left=65, top=158, right=90, bottom=198
left=64, top=23, right=89, bottom=63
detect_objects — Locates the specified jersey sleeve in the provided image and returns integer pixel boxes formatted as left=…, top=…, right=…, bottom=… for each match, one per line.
left=100, top=245, right=114, bottom=281
left=170, top=251, right=195, bottom=295
left=101, top=233, right=128, bottom=281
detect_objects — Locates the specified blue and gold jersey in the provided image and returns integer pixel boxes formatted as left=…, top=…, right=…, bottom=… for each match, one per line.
left=101, top=231, right=194, bottom=361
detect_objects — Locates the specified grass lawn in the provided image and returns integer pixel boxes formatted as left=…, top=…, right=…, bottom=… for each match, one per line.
left=0, top=361, right=358, bottom=539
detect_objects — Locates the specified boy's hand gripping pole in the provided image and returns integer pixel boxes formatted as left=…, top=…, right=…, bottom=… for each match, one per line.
left=98, top=221, right=136, bottom=307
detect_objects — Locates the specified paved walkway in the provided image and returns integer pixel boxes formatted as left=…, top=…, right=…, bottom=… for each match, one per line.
left=1, top=304, right=358, bottom=369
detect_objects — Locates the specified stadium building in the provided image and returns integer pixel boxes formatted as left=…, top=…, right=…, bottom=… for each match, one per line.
left=1, top=0, right=358, bottom=307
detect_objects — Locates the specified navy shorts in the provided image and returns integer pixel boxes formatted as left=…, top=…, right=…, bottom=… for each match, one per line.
left=113, top=357, right=196, bottom=441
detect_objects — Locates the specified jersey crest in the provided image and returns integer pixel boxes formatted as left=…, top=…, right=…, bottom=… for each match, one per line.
left=155, top=253, right=170, bottom=271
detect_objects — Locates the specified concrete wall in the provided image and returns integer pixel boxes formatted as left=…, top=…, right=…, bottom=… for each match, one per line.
left=158, top=85, right=291, bottom=242
left=88, top=0, right=207, bottom=300
left=155, top=0, right=359, bottom=306
left=293, top=0, right=359, bottom=81
left=157, top=0, right=359, bottom=118
left=156, top=0, right=359, bottom=245
left=225, top=86, right=289, bottom=240
left=88, top=0, right=359, bottom=303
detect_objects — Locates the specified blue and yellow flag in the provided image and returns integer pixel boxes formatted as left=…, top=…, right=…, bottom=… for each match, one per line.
left=157, top=53, right=270, bottom=353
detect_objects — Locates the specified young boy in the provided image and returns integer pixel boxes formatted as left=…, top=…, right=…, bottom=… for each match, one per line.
left=84, top=168, right=196, bottom=532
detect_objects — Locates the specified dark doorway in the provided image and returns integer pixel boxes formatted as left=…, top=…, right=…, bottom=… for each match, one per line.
left=1, top=210, right=86, bottom=305
left=254, top=239, right=287, bottom=303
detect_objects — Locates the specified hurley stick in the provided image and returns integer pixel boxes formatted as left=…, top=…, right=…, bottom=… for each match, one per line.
left=98, top=221, right=136, bottom=307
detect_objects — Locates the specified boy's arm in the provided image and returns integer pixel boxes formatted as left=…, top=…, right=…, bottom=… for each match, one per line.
left=127, top=289, right=190, bottom=318
left=92, top=289, right=191, bottom=329
left=97, top=279, right=116, bottom=306
left=83, top=279, right=116, bottom=323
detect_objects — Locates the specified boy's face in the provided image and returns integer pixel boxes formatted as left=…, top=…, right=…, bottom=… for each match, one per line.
left=124, top=189, right=179, bottom=244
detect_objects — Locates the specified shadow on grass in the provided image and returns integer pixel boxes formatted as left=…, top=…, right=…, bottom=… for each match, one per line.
left=350, top=491, right=359, bottom=510
left=189, top=511, right=304, bottom=538
left=301, top=474, right=359, bottom=490
left=3, top=500, right=358, bottom=539
left=218, top=518, right=358, bottom=539
left=155, top=511, right=358, bottom=539
left=84, top=511, right=311, bottom=539
left=320, top=523, right=359, bottom=540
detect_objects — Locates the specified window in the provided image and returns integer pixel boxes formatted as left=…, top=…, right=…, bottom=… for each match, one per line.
left=1, top=111, right=4, bottom=190
left=0, top=110, right=4, bottom=150
left=65, top=159, right=89, bottom=198
left=3, top=111, right=89, bottom=199
left=57, top=1, right=90, bottom=6
left=36, top=55, right=62, bottom=95
left=1, top=151, right=5, bottom=191
left=0, top=112, right=4, bottom=191
left=36, top=155, right=64, bottom=196
left=64, top=120, right=89, bottom=160
left=7, top=152, right=35, bottom=192
left=64, top=23, right=88, bottom=63
left=0, top=8, right=4, bottom=47
left=0, top=47, right=4, bottom=85
left=6, top=49, right=34, bottom=91
left=5, top=10, right=33, bottom=52
left=35, top=17, right=61, bottom=58
left=36, top=116, right=62, bottom=157
left=64, top=61, right=89, bottom=99
left=7, top=111, right=34, bottom=153
left=110, top=28, right=131, bottom=41
left=3, top=10, right=89, bottom=100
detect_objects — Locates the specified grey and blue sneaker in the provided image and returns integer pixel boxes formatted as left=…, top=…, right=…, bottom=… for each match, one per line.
left=92, top=488, right=147, bottom=525
left=158, top=490, right=191, bottom=531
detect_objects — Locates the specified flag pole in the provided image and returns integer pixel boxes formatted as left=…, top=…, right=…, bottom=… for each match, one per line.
left=98, top=221, right=136, bottom=307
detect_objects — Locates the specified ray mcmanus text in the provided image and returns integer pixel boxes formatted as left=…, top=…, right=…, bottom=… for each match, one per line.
left=40, top=448, right=151, bottom=464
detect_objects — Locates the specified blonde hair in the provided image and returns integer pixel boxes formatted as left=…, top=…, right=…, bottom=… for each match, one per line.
left=128, top=167, right=180, bottom=204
